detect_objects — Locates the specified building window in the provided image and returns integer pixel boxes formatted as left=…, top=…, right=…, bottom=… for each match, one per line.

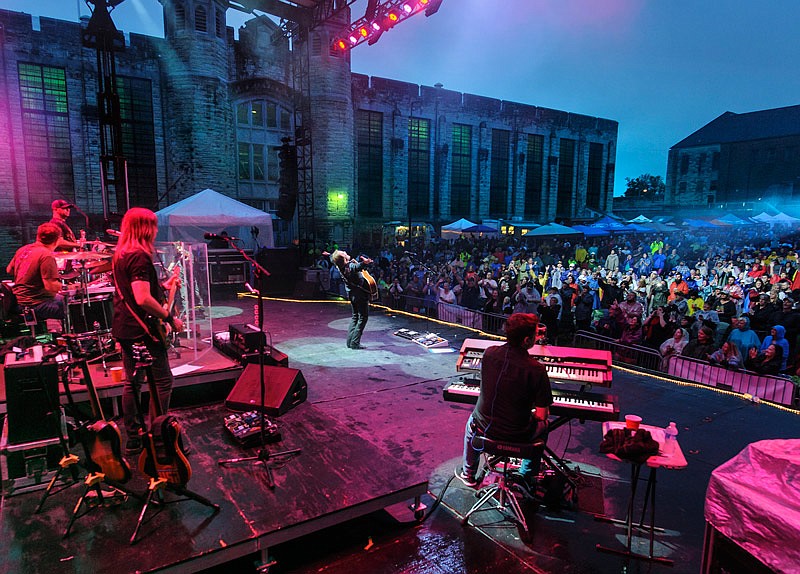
left=408, top=118, right=430, bottom=218
left=267, top=146, right=278, bottom=182
left=556, top=138, right=576, bottom=217
left=238, top=142, right=250, bottom=180
left=311, top=34, right=322, bottom=56
left=266, top=103, right=277, bottom=128
left=524, top=134, right=543, bottom=219
left=116, top=76, right=158, bottom=208
left=215, top=9, right=225, bottom=38
left=680, top=154, right=689, bottom=175
left=280, top=109, right=291, bottom=131
left=698, top=152, right=706, bottom=174
left=450, top=124, right=472, bottom=219
left=195, top=5, right=207, bottom=33
left=712, top=151, right=720, bottom=171
left=587, top=142, right=603, bottom=211
left=175, top=3, right=186, bottom=32
left=356, top=110, right=383, bottom=217
left=489, top=129, right=510, bottom=218
left=18, top=63, right=74, bottom=208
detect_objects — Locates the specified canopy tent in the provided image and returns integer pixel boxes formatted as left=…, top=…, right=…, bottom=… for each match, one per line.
left=626, top=223, right=656, bottom=233
left=590, top=215, right=629, bottom=231
left=522, top=222, right=582, bottom=237
left=440, top=218, right=477, bottom=239
left=628, top=214, right=652, bottom=223
left=751, top=212, right=776, bottom=223
left=682, top=219, right=721, bottom=229
left=572, top=225, right=610, bottom=237
left=644, top=221, right=678, bottom=233
left=462, top=224, right=499, bottom=236
left=715, top=213, right=753, bottom=226
left=771, top=212, right=800, bottom=224
left=155, top=188, right=274, bottom=249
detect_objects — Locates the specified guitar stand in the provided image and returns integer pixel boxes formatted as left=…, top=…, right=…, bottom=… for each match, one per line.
left=219, top=447, right=302, bottom=490
left=63, top=472, right=138, bottom=539
left=130, top=477, right=220, bottom=545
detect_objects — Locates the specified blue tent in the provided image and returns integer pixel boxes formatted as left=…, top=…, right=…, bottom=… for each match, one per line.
left=572, top=225, right=610, bottom=237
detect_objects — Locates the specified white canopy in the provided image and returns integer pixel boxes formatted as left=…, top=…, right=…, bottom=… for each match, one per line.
left=441, top=218, right=477, bottom=239
left=155, top=188, right=274, bottom=249
left=628, top=214, right=652, bottom=223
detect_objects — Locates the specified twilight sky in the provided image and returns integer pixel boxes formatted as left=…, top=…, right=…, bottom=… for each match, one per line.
left=5, top=0, right=800, bottom=196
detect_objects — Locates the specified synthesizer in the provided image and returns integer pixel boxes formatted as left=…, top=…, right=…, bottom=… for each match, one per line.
left=442, top=381, right=619, bottom=423
left=456, top=339, right=613, bottom=387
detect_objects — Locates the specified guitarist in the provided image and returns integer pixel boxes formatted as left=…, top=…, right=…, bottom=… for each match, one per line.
left=331, top=249, right=374, bottom=350
left=111, top=208, right=183, bottom=456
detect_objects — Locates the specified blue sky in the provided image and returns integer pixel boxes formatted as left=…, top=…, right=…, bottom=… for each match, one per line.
left=5, top=0, right=800, bottom=196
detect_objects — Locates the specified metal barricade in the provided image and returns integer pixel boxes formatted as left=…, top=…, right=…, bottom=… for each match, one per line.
left=573, top=331, right=663, bottom=371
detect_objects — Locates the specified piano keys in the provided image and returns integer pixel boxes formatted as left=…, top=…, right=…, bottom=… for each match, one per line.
left=456, top=338, right=613, bottom=387
left=442, top=380, right=620, bottom=423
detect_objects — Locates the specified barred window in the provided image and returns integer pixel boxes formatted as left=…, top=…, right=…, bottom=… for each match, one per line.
left=408, top=118, right=430, bottom=218
left=489, top=129, right=510, bottom=217
left=587, top=142, right=603, bottom=210
left=450, top=124, right=472, bottom=219
left=524, top=134, right=543, bottom=219
left=175, top=3, right=186, bottom=32
left=117, top=76, right=158, bottom=207
left=356, top=110, right=383, bottom=217
left=215, top=9, right=225, bottom=38
left=195, top=5, right=207, bottom=33
left=18, top=63, right=73, bottom=208
left=556, top=138, right=576, bottom=217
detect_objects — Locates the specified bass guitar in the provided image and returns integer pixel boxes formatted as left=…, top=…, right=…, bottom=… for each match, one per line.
left=133, top=345, right=192, bottom=486
left=146, top=264, right=181, bottom=349
left=79, top=359, right=132, bottom=483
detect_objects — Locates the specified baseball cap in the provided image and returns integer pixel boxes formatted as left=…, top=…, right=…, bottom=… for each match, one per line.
left=52, top=199, right=73, bottom=210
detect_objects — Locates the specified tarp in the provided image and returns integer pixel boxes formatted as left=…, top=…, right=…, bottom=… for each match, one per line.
left=441, top=217, right=477, bottom=239
left=522, top=222, right=582, bottom=237
left=705, top=440, right=800, bottom=573
left=155, top=188, right=274, bottom=249
left=572, top=225, right=610, bottom=237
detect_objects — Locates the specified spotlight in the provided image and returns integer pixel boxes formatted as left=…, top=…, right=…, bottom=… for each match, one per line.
left=337, top=39, right=346, bottom=50
left=402, top=3, right=413, bottom=13
left=360, top=27, right=368, bottom=37
left=371, top=22, right=381, bottom=31
left=349, top=35, right=357, bottom=44
left=388, top=12, right=399, bottom=22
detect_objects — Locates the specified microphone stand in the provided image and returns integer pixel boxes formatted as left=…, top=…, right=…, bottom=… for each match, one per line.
left=216, top=237, right=300, bottom=488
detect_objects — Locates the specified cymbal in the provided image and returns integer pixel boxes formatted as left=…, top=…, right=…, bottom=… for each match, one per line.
left=83, top=240, right=116, bottom=249
left=87, top=260, right=112, bottom=274
left=54, top=251, right=112, bottom=262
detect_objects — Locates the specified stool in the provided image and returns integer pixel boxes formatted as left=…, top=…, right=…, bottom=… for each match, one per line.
left=461, top=436, right=544, bottom=536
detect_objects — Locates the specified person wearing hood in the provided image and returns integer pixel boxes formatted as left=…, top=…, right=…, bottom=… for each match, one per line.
left=659, top=328, right=689, bottom=370
left=727, top=316, right=761, bottom=360
left=759, top=325, right=790, bottom=370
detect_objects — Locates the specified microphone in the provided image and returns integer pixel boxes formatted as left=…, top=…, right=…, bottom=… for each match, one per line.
left=204, top=233, right=238, bottom=241
left=106, top=229, right=121, bottom=237
left=244, top=282, right=259, bottom=294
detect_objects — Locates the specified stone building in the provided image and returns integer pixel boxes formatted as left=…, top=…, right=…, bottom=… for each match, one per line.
left=666, top=105, right=800, bottom=209
left=0, top=3, right=618, bottom=259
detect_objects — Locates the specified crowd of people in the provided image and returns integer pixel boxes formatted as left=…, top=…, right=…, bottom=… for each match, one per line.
left=320, top=222, right=800, bottom=378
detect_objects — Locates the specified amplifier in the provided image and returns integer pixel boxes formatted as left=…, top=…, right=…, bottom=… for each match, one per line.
left=4, top=347, right=62, bottom=444
left=213, top=332, right=289, bottom=367
left=229, top=323, right=266, bottom=353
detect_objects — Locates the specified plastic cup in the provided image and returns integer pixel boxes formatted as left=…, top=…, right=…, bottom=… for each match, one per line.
left=625, top=414, right=642, bottom=430
left=110, top=367, right=124, bottom=383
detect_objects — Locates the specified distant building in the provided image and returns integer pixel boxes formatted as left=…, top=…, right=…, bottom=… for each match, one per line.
left=0, top=3, right=618, bottom=257
left=666, top=105, right=800, bottom=209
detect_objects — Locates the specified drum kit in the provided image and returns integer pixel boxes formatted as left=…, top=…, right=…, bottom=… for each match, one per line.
left=55, top=240, right=116, bottom=367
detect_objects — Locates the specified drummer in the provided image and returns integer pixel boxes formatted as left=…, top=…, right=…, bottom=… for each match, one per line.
left=50, top=199, right=82, bottom=251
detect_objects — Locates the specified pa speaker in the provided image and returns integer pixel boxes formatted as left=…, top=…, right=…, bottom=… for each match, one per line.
left=225, top=365, right=307, bottom=416
left=4, top=354, right=60, bottom=444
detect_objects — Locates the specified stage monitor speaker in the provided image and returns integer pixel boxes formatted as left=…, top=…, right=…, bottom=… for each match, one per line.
left=225, top=364, right=307, bottom=416
left=4, top=349, right=61, bottom=444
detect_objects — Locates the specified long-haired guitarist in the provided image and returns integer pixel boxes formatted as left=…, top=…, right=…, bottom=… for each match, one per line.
left=111, top=208, right=183, bottom=456
left=331, top=249, right=374, bottom=350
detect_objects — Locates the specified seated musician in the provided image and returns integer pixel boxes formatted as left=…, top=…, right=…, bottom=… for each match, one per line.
left=6, top=222, right=66, bottom=321
left=330, top=249, right=373, bottom=350
left=458, top=313, right=552, bottom=492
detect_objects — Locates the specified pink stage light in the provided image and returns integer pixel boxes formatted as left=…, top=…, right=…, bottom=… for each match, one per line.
left=371, top=22, right=381, bottom=31
left=402, top=4, right=413, bottom=13
left=349, top=35, right=358, bottom=44
left=359, top=27, right=368, bottom=37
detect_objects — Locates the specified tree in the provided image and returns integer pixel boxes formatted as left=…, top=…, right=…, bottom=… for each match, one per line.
left=624, top=174, right=666, bottom=198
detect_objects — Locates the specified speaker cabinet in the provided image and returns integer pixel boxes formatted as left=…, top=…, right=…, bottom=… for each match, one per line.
left=4, top=350, right=61, bottom=444
left=225, top=365, right=307, bottom=416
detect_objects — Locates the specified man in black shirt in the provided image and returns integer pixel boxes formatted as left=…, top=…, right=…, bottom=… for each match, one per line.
left=49, top=199, right=81, bottom=251
left=112, top=208, right=183, bottom=455
left=331, top=249, right=374, bottom=349
left=458, top=313, right=553, bottom=490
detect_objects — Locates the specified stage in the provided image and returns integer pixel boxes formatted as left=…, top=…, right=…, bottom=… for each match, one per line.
left=1, top=296, right=799, bottom=573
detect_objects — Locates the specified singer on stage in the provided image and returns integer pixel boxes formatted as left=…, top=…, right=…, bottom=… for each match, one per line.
left=331, top=249, right=373, bottom=350
left=111, top=207, right=183, bottom=455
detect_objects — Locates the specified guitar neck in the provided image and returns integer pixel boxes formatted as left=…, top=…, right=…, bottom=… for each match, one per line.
left=79, top=360, right=107, bottom=422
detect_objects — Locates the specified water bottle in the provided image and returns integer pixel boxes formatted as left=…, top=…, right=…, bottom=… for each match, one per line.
left=663, top=422, right=678, bottom=455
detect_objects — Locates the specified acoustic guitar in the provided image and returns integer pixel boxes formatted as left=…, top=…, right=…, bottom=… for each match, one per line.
left=79, top=360, right=131, bottom=483
left=322, top=251, right=378, bottom=301
left=134, top=347, right=192, bottom=486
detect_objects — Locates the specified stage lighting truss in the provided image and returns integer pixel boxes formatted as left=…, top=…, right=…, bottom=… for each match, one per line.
left=332, top=0, right=444, bottom=51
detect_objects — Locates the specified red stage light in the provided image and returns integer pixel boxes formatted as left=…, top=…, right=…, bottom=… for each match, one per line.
left=420, top=0, right=429, bottom=3
left=360, top=27, right=368, bottom=37
left=337, top=40, right=346, bottom=50
left=388, top=12, right=398, bottom=21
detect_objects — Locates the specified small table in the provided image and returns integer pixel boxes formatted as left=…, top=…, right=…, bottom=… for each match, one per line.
left=596, top=421, right=688, bottom=565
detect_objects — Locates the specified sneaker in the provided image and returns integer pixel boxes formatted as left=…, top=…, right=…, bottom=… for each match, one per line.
left=455, top=467, right=479, bottom=488
left=124, top=437, right=143, bottom=457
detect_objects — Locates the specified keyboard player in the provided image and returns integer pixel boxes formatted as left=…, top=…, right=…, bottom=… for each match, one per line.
left=457, top=313, right=552, bottom=493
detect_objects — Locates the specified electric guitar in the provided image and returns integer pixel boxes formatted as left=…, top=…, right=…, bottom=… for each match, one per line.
left=146, top=264, right=181, bottom=349
left=134, top=346, right=192, bottom=486
left=79, top=359, right=132, bottom=483
left=323, top=251, right=378, bottom=301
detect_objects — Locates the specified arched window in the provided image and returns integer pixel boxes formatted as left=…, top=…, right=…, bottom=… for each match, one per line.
left=195, top=5, right=208, bottom=33
left=175, top=3, right=186, bottom=32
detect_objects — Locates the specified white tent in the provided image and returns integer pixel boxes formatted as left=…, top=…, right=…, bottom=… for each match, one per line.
left=628, top=214, right=652, bottom=223
left=771, top=212, right=800, bottom=224
left=155, top=188, right=274, bottom=249
left=440, top=217, right=477, bottom=239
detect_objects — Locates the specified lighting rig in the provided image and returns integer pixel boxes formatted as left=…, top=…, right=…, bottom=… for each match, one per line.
left=332, top=0, right=444, bottom=51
